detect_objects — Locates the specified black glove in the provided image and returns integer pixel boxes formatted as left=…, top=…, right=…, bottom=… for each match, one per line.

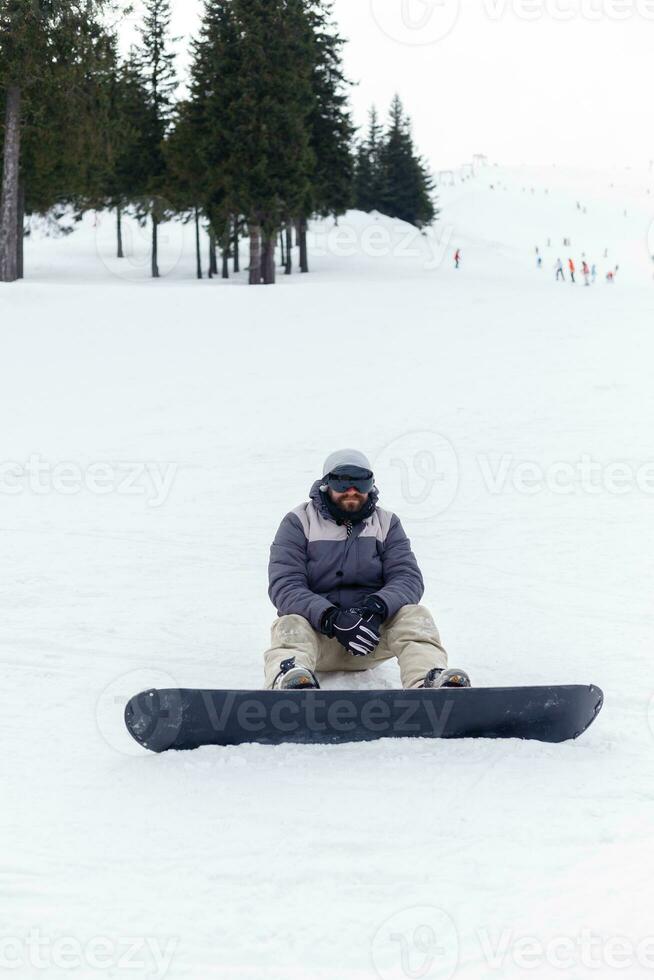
left=320, top=606, right=339, bottom=637
left=328, top=607, right=383, bottom=657
left=360, top=595, right=388, bottom=622
left=321, top=597, right=388, bottom=633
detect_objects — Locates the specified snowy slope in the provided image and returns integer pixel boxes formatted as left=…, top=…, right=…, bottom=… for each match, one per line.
left=2, top=162, right=654, bottom=979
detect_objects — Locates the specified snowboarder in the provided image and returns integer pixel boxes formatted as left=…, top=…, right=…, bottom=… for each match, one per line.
left=454, top=248, right=461, bottom=269
left=264, top=449, right=470, bottom=691
left=568, top=257, right=576, bottom=283
left=555, top=258, right=565, bottom=281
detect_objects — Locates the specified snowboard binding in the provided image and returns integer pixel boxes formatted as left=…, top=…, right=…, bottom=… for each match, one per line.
left=272, top=658, right=320, bottom=690
left=422, top=667, right=471, bottom=689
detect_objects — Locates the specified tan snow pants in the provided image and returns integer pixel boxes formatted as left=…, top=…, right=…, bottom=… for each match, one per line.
left=263, top=604, right=448, bottom=690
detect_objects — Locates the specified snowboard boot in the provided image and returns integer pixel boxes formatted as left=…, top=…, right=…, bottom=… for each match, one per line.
left=422, top=667, right=471, bottom=689
left=272, top=657, right=320, bottom=690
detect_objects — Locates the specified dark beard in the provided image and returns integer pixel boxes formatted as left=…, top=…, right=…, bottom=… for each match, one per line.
left=321, top=490, right=376, bottom=525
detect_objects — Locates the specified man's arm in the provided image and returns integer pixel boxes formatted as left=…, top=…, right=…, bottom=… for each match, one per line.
left=371, top=515, right=424, bottom=619
left=268, top=512, right=334, bottom=631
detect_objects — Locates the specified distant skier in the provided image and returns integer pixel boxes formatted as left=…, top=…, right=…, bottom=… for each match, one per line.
left=591, top=263, right=597, bottom=284
left=555, top=258, right=565, bottom=282
left=265, top=449, right=470, bottom=691
left=568, top=257, right=576, bottom=283
left=454, top=248, right=461, bottom=269
left=536, top=247, right=542, bottom=269
left=582, top=260, right=590, bottom=286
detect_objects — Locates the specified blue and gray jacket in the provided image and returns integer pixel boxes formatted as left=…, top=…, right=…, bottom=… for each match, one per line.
left=268, top=480, right=424, bottom=630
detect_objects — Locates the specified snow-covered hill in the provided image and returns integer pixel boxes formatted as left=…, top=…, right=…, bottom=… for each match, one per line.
left=2, top=162, right=653, bottom=978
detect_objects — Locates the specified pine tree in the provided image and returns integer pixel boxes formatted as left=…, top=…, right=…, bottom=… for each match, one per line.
left=164, top=99, right=206, bottom=277
left=378, top=95, right=436, bottom=228
left=353, top=106, right=385, bottom=214
left=134, top=0, right=178, bottom=278
left=103, top=48, right=153, bottom=259
left=0, top=0, right=115, bottom=281
left=185, top=0, right=241, bottom=279
left=0, top=0, right=45, bottom=281
left=227, top=0, right=314, bottom=285
left=299, top=0, right=354, bottom=271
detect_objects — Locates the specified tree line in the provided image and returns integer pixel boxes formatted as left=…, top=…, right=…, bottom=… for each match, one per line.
left=0, top=0, right=437, bottom=285
left=354, top=102, right=437, bottom=229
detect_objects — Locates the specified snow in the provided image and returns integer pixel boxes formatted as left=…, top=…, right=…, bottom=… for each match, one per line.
left=2, top=161, right=654, bottom=978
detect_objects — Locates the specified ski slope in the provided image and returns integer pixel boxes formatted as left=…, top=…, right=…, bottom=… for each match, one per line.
left=2, top=162, right=654, bottom=979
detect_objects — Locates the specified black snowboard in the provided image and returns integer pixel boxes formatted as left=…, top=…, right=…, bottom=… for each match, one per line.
left=124, top=684, right=603, bottom=752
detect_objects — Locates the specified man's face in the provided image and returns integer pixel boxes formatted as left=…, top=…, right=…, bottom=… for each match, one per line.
left=328, top=486, right=369, bottom=512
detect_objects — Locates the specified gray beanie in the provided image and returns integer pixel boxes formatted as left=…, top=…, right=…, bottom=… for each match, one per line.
left=322, top=448, right=373, bottom=477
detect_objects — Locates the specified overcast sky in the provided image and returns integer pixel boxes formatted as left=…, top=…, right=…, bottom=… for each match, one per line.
left=121, top=0, right=653, bottom=171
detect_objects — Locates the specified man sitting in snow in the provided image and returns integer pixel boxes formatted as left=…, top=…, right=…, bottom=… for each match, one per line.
left=264, top=449, right=470, bottom=691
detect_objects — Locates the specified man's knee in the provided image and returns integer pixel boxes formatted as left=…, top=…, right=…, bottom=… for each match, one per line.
left=383, top=605, right=444, bottom=650
left=390, top=604, right=431, bottom=618
left=272, top=614, right=316, bottom=642
left=387, top=604, right=438, bottom=630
